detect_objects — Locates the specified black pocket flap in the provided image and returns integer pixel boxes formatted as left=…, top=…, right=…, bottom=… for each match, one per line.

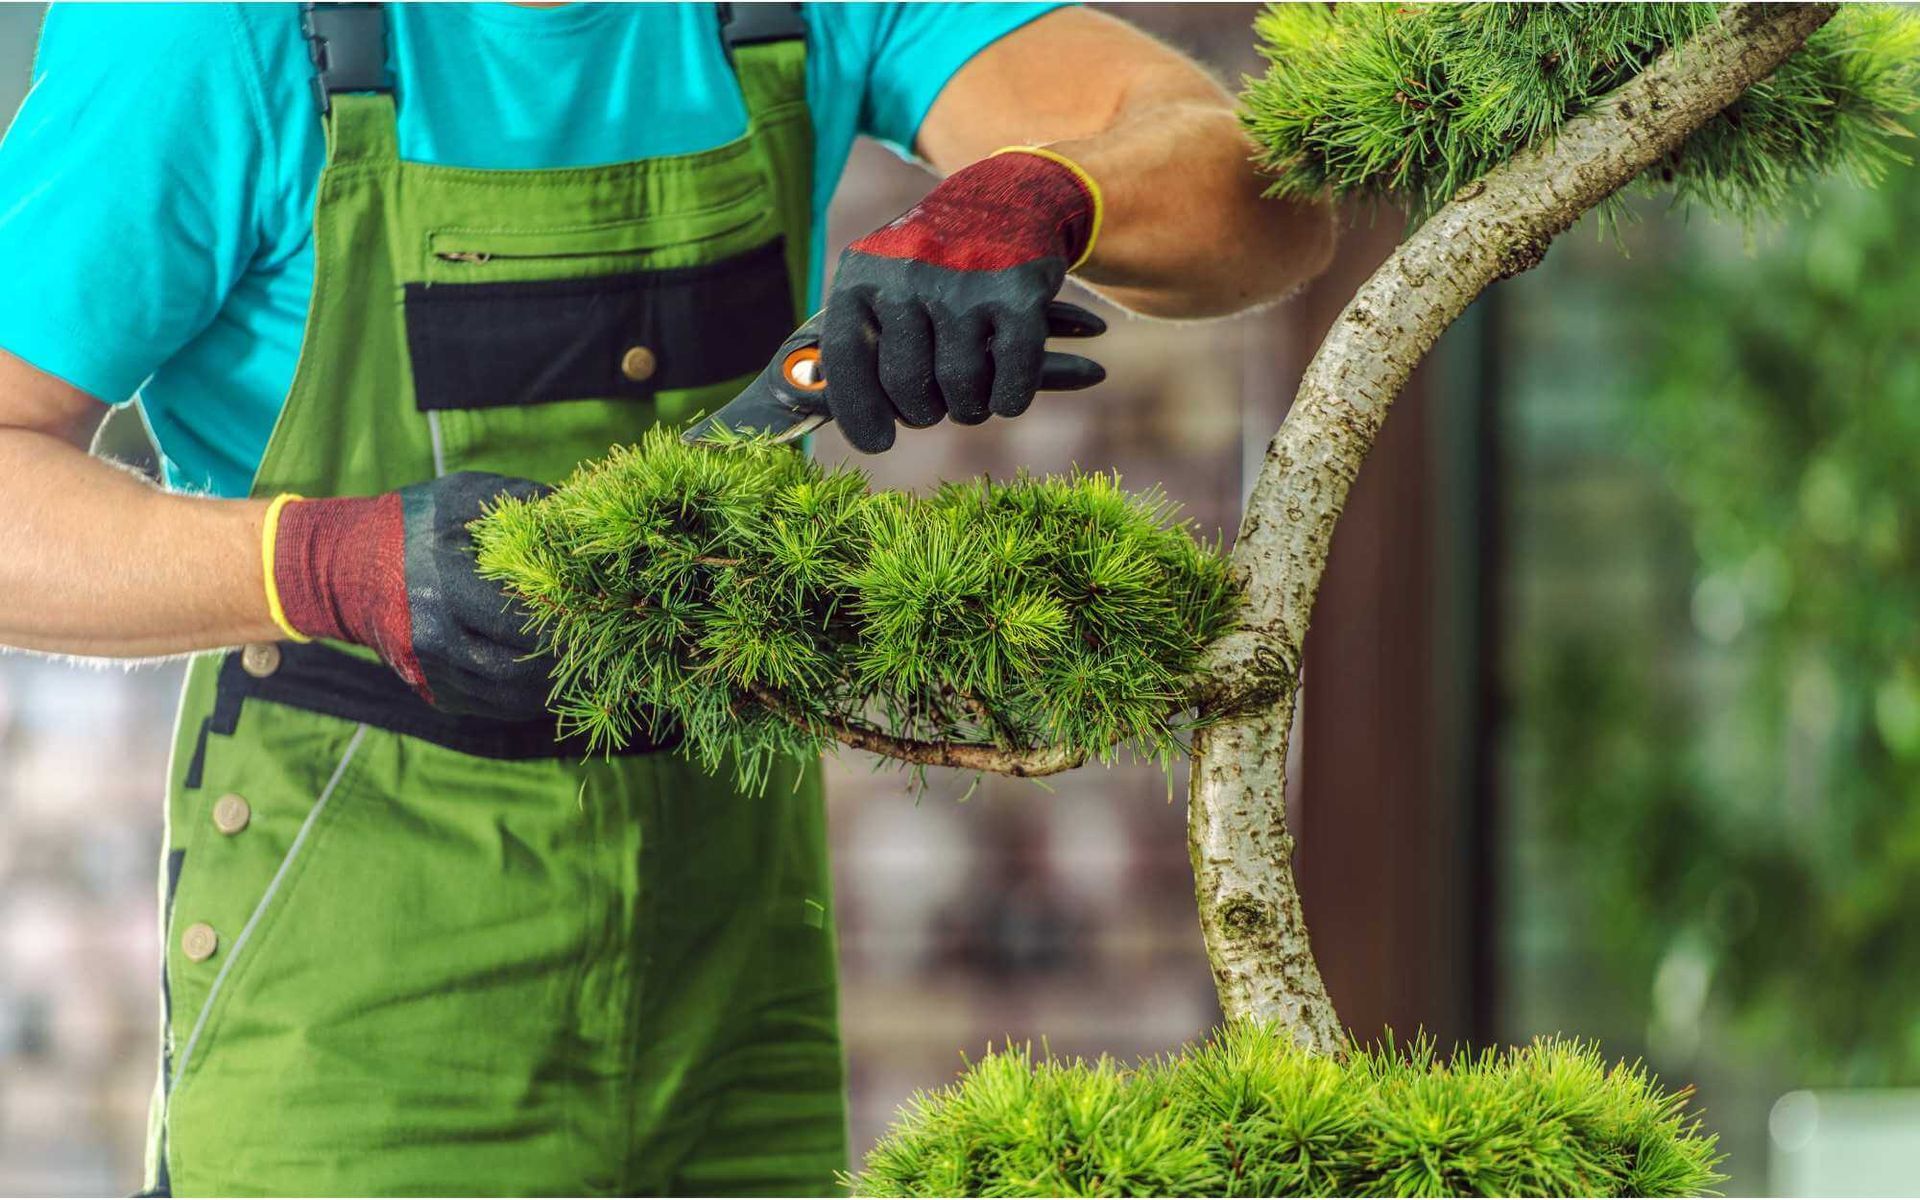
left=404, top=237, right=793, bottom=412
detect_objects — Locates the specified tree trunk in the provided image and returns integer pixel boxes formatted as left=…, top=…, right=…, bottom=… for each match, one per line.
left=1188, top=1, right=1837, bottom=1046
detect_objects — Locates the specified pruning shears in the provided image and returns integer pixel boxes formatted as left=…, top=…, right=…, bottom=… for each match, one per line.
left=682, top=302, right=1107, bottom=446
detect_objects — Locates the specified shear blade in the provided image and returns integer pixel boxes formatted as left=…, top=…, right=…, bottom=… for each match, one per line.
left=683, top=391, right=825, bottom=445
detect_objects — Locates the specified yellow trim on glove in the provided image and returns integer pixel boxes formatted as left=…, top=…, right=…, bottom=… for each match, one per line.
left=992, top=145, right=1104, bottom=273
left=261, top=492, right=313, bottom=644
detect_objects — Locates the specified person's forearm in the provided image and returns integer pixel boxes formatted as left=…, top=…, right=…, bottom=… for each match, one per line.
left=917, top=9, right=1336, bottom=321
left=1054, top=99, right=1335, bottom=319
left=0, top=426, right=280, bottom=657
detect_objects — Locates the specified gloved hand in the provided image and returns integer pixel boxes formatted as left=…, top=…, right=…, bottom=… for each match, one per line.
left=822, top=146, right=1107, bottom=452
left=263, top=472, right=554, bottom=718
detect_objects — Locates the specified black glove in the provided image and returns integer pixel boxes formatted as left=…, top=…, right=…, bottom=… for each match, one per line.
left=268, top=472, right=556, bottom=718
left=821, top=147, right=1108, bottom=452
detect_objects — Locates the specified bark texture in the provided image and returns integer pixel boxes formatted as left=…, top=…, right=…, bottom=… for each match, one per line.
left=1189, top=2, right=1837, bottom=1047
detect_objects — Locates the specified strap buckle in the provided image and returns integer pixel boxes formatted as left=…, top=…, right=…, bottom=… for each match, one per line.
left=302, top=2, right=393, bottom=115
left=717, top=2, right=805, bottom=58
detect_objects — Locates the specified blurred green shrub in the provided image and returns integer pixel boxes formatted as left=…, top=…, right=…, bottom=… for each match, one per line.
left=853, top=1024, right=1722, bottom=1197
left=1526, top=151, right=1920, bottom=1083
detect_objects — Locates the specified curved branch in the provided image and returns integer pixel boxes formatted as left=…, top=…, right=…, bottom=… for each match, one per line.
left=1191, top=2, right=1838, bottom=1042
left=750, top=686, right=1086, bottom=777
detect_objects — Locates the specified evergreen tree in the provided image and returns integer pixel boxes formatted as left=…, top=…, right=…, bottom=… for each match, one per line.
left=472, top=5, right=1918, bottom=1193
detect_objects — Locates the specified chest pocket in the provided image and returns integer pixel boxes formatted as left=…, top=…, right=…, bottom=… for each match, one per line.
left=403, top=189, right=793, bottom=418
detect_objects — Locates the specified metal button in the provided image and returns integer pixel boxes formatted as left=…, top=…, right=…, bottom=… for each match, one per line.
left=212, top=793, right=251, bottom=836
left=181, top=922, right=219, bottom=963
left=620, top=345, right=657, bottom=382
left=241, top=642, right=281, bottom=679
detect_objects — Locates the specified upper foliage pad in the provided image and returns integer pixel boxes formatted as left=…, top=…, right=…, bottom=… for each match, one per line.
left=853, top=1023, right=1724, bottom=1198
left=1243, top=3, right=1920, bottom=223
left=470, top=428, right=1237, bottom=790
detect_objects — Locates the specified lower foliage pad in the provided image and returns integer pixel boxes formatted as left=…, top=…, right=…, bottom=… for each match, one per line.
left=852, top=1024, right=1724, bottom=1198
left=470, top=428, right=1237, bottom=788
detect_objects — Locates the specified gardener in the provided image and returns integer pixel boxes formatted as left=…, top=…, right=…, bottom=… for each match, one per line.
left=0, top=2, right=1332, bottom=1194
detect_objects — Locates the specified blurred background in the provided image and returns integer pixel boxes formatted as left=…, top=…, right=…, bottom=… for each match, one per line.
left=1, top=3, right=1916, bottom=1195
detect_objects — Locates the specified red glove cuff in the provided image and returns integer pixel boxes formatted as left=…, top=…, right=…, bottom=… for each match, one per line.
left=848, top=147, right=1101, bottom=273
left=270, top=494, right=415, bottom=682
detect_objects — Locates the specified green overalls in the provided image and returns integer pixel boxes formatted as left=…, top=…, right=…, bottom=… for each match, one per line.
left=143, top=5, right=845, bottom=1193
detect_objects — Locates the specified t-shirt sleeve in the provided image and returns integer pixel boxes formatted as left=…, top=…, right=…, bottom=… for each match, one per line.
left=0, top=3, right=273, bottom=403
left=846, top=2, right=1072, bottom=159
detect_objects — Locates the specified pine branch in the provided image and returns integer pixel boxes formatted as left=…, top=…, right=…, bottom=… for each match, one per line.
left=748, top=686, right=1085, bottom=777
left=471, top=428, right=1232, bottom=791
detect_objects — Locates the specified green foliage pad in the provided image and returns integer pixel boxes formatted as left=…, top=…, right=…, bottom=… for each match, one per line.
left=854, top=1024, right=1724, bottom=1198
left=1242, top=3, right=1920, bottom=223
left=471, top=428, right=1237, bottom=789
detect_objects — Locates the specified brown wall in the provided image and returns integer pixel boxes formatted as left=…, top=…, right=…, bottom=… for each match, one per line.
left=1274, top=214, right=1482, bottom=1048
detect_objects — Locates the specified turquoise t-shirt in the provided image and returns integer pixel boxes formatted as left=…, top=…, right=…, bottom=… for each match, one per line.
left=0, top=2, right=1062, bottom=496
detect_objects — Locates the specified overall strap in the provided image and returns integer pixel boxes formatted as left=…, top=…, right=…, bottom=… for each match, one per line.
left=301, top=4, right=799, bottom=160
left=718, top=3, right=808, bottom=127
left=302, top=2, right=399, bottom=164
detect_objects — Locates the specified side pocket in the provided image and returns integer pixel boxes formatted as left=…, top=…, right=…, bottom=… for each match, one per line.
left=168, top=724, right=370, bottom=1097
left=403, top=236, right=794, bottom=413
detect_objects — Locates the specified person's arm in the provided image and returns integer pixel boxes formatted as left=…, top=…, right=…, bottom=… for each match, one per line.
left=0, top=348, right=279, bottom=658
left=0, top=7, right=551, bottom=711
left=818, top=6, right=1334, bottom=452
left=917, top=7, right=1335, bottom=318
left=0, top=348, right=553, bottom=716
